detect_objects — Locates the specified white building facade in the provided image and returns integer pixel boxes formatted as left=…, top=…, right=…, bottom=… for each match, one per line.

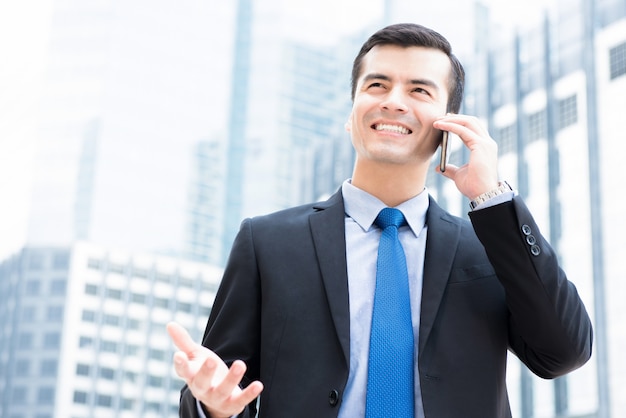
left=0, top=242, right=221, bottom=417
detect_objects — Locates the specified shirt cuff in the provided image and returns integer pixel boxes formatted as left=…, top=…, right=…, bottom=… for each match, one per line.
left=196, top=400, right=208, bottom=418
left=470, top=190, right=515, bottom=210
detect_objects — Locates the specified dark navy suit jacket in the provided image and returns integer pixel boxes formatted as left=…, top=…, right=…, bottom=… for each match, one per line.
left=179, top=191, right=592, bottom=418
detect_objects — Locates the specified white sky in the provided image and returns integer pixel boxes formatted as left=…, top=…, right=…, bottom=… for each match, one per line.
left=0, top=0, right=558, bottom=258
left=282, top=0, right=557, bottom=43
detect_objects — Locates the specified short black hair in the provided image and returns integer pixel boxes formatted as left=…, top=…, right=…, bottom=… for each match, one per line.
left=351, top=23, right=465, bottom=114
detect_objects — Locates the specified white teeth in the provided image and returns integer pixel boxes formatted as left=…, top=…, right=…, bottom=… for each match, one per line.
left=375, top=123, right=410, bottom=134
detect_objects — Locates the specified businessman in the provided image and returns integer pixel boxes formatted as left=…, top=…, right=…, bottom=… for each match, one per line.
left=167, top=23, right=593, bottom=417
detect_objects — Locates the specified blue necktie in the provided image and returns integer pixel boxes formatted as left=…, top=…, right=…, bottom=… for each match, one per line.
left=366, top=207, right=414, bottom=417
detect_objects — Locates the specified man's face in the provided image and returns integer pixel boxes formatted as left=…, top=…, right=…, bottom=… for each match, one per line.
left=347, top=45, right=451, bottom=167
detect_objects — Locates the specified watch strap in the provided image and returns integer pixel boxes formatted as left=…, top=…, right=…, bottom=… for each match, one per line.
left=469, top=181, right=513, bottom=209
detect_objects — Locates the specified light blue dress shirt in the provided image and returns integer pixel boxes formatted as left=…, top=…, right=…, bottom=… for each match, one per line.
left=339, top=180, right=429, bottom=418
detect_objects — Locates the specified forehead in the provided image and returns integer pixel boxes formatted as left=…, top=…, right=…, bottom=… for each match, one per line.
left=358, top=45, right=452, bottom=87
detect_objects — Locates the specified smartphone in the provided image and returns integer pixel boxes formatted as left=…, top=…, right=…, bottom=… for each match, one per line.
left=439, top=130, right=450, bottom=172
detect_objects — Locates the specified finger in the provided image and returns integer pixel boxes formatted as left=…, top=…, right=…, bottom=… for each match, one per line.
left=172, top=350, right=195, bottom=380
left=236, top=380, right=265, bottom=406
left=434, top=116, right=489, bottom=146
left=208, top=359, right=248, bottom=400
left=190, top=355, right=221, bottom=394
left=436, top=114, right=488, bottom=135
left=209, top=372, right=264, bottom=414
left=197, top=381, right=264, bottom=418
left=167, top=321, right=197, bottom=355
left=436, top=163, right=459, bottom=180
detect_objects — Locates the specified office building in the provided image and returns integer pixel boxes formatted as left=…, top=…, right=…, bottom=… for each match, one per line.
left=0, top=242, right=220, bottom=417
left=426, top=1, right=626, bottom=416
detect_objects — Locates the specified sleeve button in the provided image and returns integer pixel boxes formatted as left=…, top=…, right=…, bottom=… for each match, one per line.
left=521, top=224, right=532, bottom=236
left=530, top=245, right=541, bottom=256
left=328, top=390, right=340, bottom=406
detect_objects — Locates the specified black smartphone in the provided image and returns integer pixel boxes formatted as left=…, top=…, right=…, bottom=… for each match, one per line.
left=439, top=130, right=450, bottom=172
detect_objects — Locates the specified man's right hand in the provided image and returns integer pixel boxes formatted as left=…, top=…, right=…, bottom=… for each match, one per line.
left=166, top=322, right=264, bottom=418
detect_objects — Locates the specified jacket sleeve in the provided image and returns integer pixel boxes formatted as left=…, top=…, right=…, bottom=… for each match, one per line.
left=179, top=218, right=261, bottom=417
left=468, top=196, right=593, bottom=378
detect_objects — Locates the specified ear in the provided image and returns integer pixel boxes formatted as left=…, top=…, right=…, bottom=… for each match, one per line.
left=345, top=113, right=353, bottom=133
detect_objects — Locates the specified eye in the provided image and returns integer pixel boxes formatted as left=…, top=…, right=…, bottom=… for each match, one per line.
left=412, top=87, right=430, bottom=95
left=367, top=82, right=386, bottom=89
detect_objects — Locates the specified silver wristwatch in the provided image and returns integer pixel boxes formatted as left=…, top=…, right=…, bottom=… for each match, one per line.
left=469, top=181, right=513, bottom=209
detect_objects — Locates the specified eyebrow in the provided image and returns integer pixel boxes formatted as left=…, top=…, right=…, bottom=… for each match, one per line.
left=362, top=73, right=441, bottom=91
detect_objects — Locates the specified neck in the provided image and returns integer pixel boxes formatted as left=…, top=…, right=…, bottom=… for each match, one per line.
left=351, top=160, right=428, bottom=207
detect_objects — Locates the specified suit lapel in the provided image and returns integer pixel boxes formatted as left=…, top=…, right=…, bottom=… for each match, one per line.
left=419, top=197, right=462, bottom=355
left=309, top=191, right=351, bottom=366
left=306, top=192, right=462, bottom=366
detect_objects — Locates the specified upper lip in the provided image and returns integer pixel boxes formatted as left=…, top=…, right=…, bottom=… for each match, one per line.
left=371, top=121, right=413, bottom=134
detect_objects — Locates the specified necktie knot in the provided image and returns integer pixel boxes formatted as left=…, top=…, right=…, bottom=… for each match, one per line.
left=375, top=207, right=407, bottom=230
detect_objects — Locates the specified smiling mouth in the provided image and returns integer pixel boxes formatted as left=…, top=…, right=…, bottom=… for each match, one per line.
left=372, top=123, right=412, bottom=135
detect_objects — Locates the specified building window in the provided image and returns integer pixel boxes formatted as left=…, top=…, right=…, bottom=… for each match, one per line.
left=40, top=359, right=57, bottom=376
left=557, top=95, right=578, bottom=130
left=149, top=348, right=166, bottom=361
left=88, top=258, right=102, bottom=270
left=609, top=41, right=626, bottom=80
left=199, top=306, right=211, bottom=317
left=202, top=281, right=217, bottom=292
left=12, top=387, right=27, bottom=404
left=145, top=401, right=161, bottom=413
left=21, top=306, right=36, bottom=322
left=496, top=124, right=516, bottom=156
left=106, top=287, right=123, bottom=300
left=43, top=332, right=60, bottom=349
left=37, top=387, right=55, bottom=404
left=24, top=280, right=41, bottom=296
left=79, top=336, right=94, bottom=348
left=73, top=390, right=89, bottom=404
left=131, top=292, right=146, bottom=304
left=50, top=279, right=67, bottom=295
left=47, top=306, right=64, bottom=322
left=18, top=333, right=33, bottom=349
left=82, top=310, right=97, bottom=322
left=100, top=367, right=116, bottom=380
left=148, top=374, right=164, bottom=387
left=100, top=340, right=118, bottom=353
left=103, top=314, right=120, bottom=327
left=177, top=301, right=192, bottom=313
left=126, top=344, right=140, bottom=356
left=121, top=398, right=135, bottom=410
left=109, top=263, right=125, bottom=274
left=179, top=276, right=194, bottom=288
left=132, top=267, right=149, bottom=279
left=96, top=394, right=113, bottom=408
left=124, top=370, right=138, bottom=382
left=155, top=272, right=172, bottom=284
left=153, top=297, right=170, bottom=309
left=76, top=363, right=90, bottom=376
left=15, top=359, right=30, bottom=376
left=28, top=252, right=45, bottom=270
left=85, top=283, right=99, bottom=295
left=527, top=110, right=546, bottom=142
left=52, top=252, right=69, bottom=270
left=128, top=318, right=142, bottom=330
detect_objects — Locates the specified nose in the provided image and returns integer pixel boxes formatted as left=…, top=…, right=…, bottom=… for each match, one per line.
left=380, top=88, right=408, bottom=113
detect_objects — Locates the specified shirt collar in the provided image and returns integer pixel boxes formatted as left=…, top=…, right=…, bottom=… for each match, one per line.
left=342, top=179, right=429, bottom=237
